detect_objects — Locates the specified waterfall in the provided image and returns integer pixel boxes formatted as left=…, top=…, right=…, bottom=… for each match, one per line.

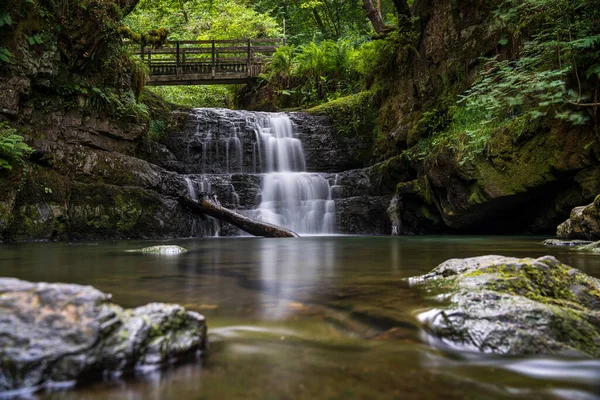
left=184, top=177, right=197, bottom=200
left=251, top=115, right=335, bottom=234
left=183, top=109, right=337, bottom=235
left=184, top=176, right=220, bottom=237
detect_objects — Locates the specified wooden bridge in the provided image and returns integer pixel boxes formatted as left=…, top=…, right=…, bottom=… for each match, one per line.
left=132, top=39, right=284, bottom=85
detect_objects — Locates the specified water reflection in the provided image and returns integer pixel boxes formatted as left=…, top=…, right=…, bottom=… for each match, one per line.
left=1, top=236, right=599, bottom=399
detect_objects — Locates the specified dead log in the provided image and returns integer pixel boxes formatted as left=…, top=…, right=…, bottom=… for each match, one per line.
left=180, top=195, right=299, bottom=238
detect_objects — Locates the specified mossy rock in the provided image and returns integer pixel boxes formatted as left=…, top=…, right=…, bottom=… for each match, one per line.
left=542, top=239, right=593, bottom=247
left=557, top=195, right=600, bottom=241
left=575, top=241, right=600, bottom=254
left=0, top=278, right=206, bottom=393
left=128, top=245, right=188, bottom=255
left=410, top=255, right=600, bottom=357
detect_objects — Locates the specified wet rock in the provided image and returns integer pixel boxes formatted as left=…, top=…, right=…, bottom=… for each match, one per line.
left=129, top=245, right=188, bottom=254
left=289, top=113, right=372, bottom=172
left=557, top=195, right=600, bottom=241
left=542, top=239, right=593, bottom=247
left=575, top=241, right=600, bottom=254
left=0, top=278, right=206, bottom=394
left=0, top=77, right=31, bottom=116
left=410, top=255, right=600, bottom=357
left=335, top=196, right=392, bottom=235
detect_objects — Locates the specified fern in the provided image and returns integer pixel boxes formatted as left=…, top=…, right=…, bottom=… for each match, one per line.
left=0, top=122, right=32, bottom=171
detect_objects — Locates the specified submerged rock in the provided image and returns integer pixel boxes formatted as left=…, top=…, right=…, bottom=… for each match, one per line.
left=129, top=245, right=188, bottom=254
left=557, top=195, right=600, bottom=241
left=0, top=278, right=206, bottom=394
left=575, top=241, right=600, bottom=254
left=410, top=255, right=600, bottom=357
left=542, top=239, right=593, bottom=247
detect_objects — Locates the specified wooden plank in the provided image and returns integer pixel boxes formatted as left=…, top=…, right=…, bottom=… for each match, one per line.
left=250, top=38, right=285, bottom=43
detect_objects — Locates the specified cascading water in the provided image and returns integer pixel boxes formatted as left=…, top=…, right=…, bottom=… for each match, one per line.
left=183, top=109, right=337, bottom=235
left=251, top=116, right=335, bottom=234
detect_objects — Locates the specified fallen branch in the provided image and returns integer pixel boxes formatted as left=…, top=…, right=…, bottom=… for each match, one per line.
left=180, top=194, right=299, bottom=238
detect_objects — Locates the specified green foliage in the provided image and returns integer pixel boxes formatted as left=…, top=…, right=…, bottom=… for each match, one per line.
left=308, top=90, right=379, bottom=139
left=253, top=0, right=396, bottom=43
left=125, top=0, right=281, bottom=41
left=89, top=88, right=149, bottom=122
left=408, top=0, right=600, bottom=165
left=0, top=47, right=12, bottom=63
left=0, top=11, right=12, bottom=27
left=148, top=120, right=166, bottom=142
left=459, top=0, right=600, bottom=135
left=0, top=122, right=32, bottom=171
left=27, top=33, right=44, bottom=45
left=260, top=24, right=419, bottom=108
left=147, top=85, right=237, bottom=108
left=128, top=57, right=150, bottom=99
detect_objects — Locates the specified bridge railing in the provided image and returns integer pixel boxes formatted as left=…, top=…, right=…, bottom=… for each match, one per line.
left=129, top=38, right=284, bottom=79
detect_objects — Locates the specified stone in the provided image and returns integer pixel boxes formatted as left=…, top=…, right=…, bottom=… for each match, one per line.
left=557, top=195, right=600, bottom=241
left=0, top=77, right=31, bottom=117
left=129, top=245, right=189, bottom=254
left=0, top=278, right=206, bottom=393
left=575, top=241, right=600, bottom=254
left=542, top=239, right=593, bottom=247
left=409, top=255, right=600, bottom=357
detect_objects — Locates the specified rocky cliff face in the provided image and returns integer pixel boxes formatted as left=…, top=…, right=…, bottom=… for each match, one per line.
left=312, top=0, right=600, bottom=235
left=0, top=90, right=392, bottom=240
left=142, top=108, right=392, bottom=235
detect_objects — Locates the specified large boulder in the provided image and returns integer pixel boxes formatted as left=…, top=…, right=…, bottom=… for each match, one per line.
left=410, top=256, right=600, bottom=357
left=0, top=278, right=206, bottom=393
left=557, top=195, right=600, bottom=240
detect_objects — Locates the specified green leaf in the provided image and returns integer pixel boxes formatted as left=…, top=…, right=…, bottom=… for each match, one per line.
left=0, top=12, right=12, bottom=27
left=586, top=64, right=600, bottom=79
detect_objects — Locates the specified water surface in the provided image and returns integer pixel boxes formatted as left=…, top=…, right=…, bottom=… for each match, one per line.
left=1, top=236, right=599, bottom=399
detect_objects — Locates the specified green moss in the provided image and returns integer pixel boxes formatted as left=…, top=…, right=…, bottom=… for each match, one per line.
left=467, top=183, right=487, bottom=205
left=307, top=90, right=379, bottom=141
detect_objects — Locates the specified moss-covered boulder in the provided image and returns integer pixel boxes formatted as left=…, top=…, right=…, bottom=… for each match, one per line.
left=128, top=245, right=188, bottom=254
left=575, top=241, right=600, bottom=254
left=0, top=278, right=206, bottom=393
left=410, top=255, right=600, bottom=357
left=557, top=195, right=600, bottom=241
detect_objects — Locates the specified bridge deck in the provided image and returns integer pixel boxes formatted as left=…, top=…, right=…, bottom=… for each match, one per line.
left=131, top=39, right=283, bottom=86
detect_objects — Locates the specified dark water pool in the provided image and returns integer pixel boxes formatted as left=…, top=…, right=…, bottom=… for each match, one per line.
left=1, top=236, right=599, bottom=399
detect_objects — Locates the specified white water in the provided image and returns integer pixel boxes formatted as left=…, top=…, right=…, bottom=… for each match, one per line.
left=187, top=110, right=336, bottom=235
left=184, top=176, right=220, bottom=237
left=251, top=115, right=335, bottom=234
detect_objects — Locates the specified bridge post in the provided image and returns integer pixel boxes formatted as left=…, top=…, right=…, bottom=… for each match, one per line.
left=247, top=39, right=251, bottom=77
left=176, top=41, right=180, bottom=77
left=212, top=39, right=216, bottom=78
left=140, top=44, right=145, bottom=64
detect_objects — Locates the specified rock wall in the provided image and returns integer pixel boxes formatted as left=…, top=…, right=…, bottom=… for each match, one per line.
left=0, top=96, right=392, bottom=240
left=143, top=108, right=392, bottom=235
left=314, top=0, right=600, bottom=235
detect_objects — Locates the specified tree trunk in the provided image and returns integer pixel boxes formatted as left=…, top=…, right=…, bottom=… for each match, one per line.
left=392, top=0, right=411, bottom=18
left=362, top=0, right=388, bottom=35
left=180, top=195, right=299, bottom=238
left=118, top=0, right=141, bottom=16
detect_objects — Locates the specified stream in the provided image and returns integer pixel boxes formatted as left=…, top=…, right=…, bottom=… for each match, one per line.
left=1, top=235, right=599, bottom=399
